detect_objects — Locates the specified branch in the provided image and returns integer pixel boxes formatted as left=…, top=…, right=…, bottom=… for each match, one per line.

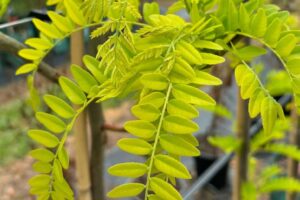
left=0, top=32, right=60, bottom=83
left=102, top=123, right=126, bottom=132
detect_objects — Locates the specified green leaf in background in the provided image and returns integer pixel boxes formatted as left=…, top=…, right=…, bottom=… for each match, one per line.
left=208, top=136, right=241, bottom=153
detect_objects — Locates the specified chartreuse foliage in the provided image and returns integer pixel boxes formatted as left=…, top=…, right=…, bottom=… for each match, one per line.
left=15, top=0, right=300, bottom=199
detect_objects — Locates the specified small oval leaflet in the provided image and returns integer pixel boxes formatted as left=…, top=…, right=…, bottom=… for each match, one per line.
left=124, top=120, right=156, bottom=139
left=117, top=138, right=152, bottom=155
left=107, top=183, right=145, bottom=198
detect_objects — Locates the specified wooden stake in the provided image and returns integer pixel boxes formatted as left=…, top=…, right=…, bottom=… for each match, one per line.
left=71, top=31, right=92, bottom=200
left=233, top=89, right=250, bottom=200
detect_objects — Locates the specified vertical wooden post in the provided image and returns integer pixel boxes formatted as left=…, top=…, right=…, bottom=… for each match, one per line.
left=87, top=30, right=106, bottom=200
left=286, top=103, right=300, bottom=200
left=71, top=31, right=92, bottom=200
left=233, top=89, right=250, bottom=200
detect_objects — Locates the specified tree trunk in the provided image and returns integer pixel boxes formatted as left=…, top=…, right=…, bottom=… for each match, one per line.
left=88, top=102, right=105, bottom=200
left=232, top=89, right=250, bottom=200
left=286, top=103, right=300, bottom=200
left=71, top=31, right=92, bottom=200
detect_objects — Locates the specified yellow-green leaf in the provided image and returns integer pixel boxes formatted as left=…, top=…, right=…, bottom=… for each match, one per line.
left=131, top=103, right=160, bottom=122
left=140, top=92, right=165, bottom=108
left=58, top=147, right=69, bottom=169
left=29, top=174, right=51, bottom=187
left=141, top=73, right=169, bottom=90
left=83, top=55, right=106, bottom=83
left=36, top=112, right=66, bottom=133
left=154, top=155, right=191, bottom=179
left=264, top=18, right=282, bottom=47
left=124, top=120, right=156, bottom=139
left=193, top=40, right=223, bottom=50
left=150, top=177, right=182, bottom=200
left=64, top=0, right=86, bottom=26
left=108, top=162, right=148, bottom=178
left=28, top=129, right=59, bottom=148
left=32, top=18, right=63, bottom=39
left=48, top=11, right=73, bottom=33
left=249, top=89, right=265, bottom=118
left=160, top=134, right=200, bottom=156
left=276, top=34, right=297, bottom=58
left=59, top=76, right=86, bottom=105
left=29, top=148, right=55, bottom=162
left=18, top=49, right=44, bottom=60
left=44, top=95, right=75, bottom=119
left=251, top=8, right=267, bottom=37
left=117, top=138, right=152, bottom=155
left=200, top=53, right=225, bottom=65
left=71, top=65, right=98, bottom=93
left=172, top=84, right=216, bottom=106
left=107, top=183, right=145, bottom=198
left=287, top=58, right=300, bottom=76
left=33, top=161, right=52, bottom=173
left=167, top=99, right=199, bottom=119
left=16, top=63, right=37, bottom=75
left=163, top=115, right=199, bottom=134
left=193, top=70, right=222, bottom=85
left=261, top=97, right=278, bottom=134
left=25, top=38, right=53, bottom=50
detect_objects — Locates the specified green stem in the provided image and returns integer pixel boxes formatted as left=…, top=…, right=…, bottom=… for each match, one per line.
left=233, top=32, right=293, bottom=79
left=48, top=97, right=95, bottom=194
left=144, top=83, right=172, bottom=199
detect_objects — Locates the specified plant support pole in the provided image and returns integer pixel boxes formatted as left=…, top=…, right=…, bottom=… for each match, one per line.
left=71, top=31, right=92, bottom=200
left=233, top=89, right=250, bottom=200
left=286, top=102, right=300, bottom=200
